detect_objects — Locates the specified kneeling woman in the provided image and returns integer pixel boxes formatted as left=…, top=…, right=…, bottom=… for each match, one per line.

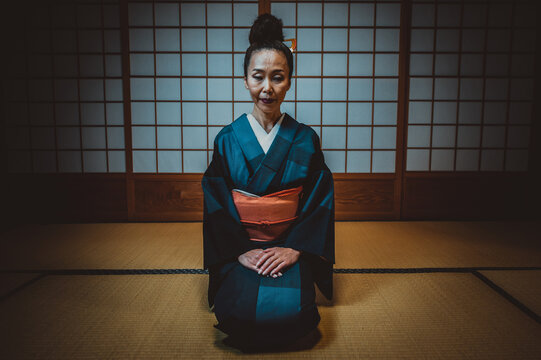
left=202, top=13, right=335, bottom=350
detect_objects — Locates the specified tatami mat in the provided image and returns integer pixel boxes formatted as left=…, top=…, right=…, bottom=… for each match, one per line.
left=0, top=223, right=203, bottom=270
left=335, top=221, right=541, bottom=268
left=1, top=273, right=540, bottom=359
left=478, top=270, right=541, bottom=318
left=1, top=221, right=540, bottom=270
left=0, top=273, right=41, bottom=298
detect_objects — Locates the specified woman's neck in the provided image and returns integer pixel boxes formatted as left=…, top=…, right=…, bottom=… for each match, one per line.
left=251, top=108, right=282, bottom=134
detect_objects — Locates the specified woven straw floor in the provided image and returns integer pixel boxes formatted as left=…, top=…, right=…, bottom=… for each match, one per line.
left=1, top=221, right=540, bottom=359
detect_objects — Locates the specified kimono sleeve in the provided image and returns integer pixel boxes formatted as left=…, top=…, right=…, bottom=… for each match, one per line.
left=284, top=131, right=335, bottom=299
left=201, top=139, right=250, bottom=270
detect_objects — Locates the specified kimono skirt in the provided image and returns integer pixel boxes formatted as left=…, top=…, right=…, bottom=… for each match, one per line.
left=212, top=239, right=320, bottom=347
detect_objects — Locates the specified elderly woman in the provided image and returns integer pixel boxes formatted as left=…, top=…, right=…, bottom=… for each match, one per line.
left=201, top=13, right=335, bottom=350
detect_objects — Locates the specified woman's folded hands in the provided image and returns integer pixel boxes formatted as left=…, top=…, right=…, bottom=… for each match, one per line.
left=238, top=247, right=301, bottom=278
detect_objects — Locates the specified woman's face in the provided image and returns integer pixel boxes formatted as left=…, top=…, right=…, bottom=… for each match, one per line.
left=244, top=49, right=291, bottom=115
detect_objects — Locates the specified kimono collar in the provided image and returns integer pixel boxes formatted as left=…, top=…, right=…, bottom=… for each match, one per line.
left=231, top=112, right=299, bottom=194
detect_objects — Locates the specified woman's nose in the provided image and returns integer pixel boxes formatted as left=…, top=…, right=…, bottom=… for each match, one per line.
left=262, top=78, right=272, bottom=93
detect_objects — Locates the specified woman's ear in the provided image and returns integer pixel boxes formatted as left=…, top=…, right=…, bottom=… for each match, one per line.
left=244, top=77, right=248, bottom=89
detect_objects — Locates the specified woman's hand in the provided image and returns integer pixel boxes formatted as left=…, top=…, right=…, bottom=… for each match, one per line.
left=256, top=247, right=301, bottom=277
left=238, top=249, right=265, bottom=272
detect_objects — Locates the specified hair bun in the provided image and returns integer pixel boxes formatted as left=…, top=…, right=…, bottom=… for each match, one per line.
left=249, top=13, right=284, bottom=45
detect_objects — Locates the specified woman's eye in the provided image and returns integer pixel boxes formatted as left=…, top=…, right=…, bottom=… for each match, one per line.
left=253, top=76, right=284, bottom=81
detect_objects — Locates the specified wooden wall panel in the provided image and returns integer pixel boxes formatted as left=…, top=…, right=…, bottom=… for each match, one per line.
left=334, top=175, right=396, bottom=220
left=5, top=174, right=128, bottom=223
left=402, top=174, right=535, bottom=220
left=5, top=174, right=536, bottom=223
left=79, top=176, right=128, bottom=220
left=132, top=175, right=203, bottom=221
left=129, top=175, right=398, bottom=221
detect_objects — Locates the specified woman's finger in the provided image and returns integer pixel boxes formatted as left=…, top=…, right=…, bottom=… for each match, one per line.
left=258, top=255, right=277, bottom=274
left=270, top=261, right=287, bottom=276
left=262, top=260, right=280, bottom=276
left=258, top=255, right=278, bottom=274
left=255, top=253, right=272, bottom=268
left=245, top=262, right=258, bottom=272
left=255, top=251, right=274, bottom=268
left=268, top=261, right=286, bottom=277
left=262, top=259, right=282, bottom=276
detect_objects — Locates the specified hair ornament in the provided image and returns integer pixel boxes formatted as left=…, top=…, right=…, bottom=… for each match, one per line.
left=284, top=38, right=297, bottom=53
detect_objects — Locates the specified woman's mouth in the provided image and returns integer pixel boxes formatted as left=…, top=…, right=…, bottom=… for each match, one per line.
left=260, top=98, right=275, bottom=104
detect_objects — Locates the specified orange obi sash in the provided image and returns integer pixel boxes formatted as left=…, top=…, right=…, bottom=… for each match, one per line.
left=232, top=186, right=303, bottom=242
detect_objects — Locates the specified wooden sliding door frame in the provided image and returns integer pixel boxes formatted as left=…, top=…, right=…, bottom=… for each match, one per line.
left=116, top=0, right=411, bottom=220
left=3, top=0, right=528, bottom=223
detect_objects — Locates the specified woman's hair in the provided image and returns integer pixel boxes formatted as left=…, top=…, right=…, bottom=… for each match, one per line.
left=243, top=13, right=294, bottom=80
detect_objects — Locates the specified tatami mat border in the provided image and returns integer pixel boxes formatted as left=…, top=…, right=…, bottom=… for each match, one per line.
left=2, top=266, right=541, bottom=275
left=472, top=270, right=541, bottom=325
left=0, top=273, right=46, bottom=303
left=2, top=267, right=540, bottom=325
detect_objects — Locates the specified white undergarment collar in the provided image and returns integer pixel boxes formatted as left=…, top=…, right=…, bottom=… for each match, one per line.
left=246, top=112, right=285, bottom=154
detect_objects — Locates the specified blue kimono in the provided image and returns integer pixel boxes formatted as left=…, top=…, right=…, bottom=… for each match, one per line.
left=201, top=112, right=335, bottom=348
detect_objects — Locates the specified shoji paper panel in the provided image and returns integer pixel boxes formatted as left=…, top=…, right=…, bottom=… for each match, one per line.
left=272, top=1, right=401, bottom=173
left=407, top=0, right=536, bottom=172
left=129, top=0, right=258, bottom=173
left=4, top=0, right=125, bottom=173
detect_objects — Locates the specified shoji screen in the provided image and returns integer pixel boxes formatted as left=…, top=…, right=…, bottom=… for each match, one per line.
left=407, top=0, right=536, bottom=172
left=271, top=1, right=401, bottom=173
left=3, top=0, right=537, bottom=221
left=128, top=0, right=258, bottom=173
left=4, top=0, right=125, bottom=174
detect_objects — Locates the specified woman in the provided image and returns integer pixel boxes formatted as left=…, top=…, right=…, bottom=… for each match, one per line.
left=202, top=13, right=335, bottom=350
